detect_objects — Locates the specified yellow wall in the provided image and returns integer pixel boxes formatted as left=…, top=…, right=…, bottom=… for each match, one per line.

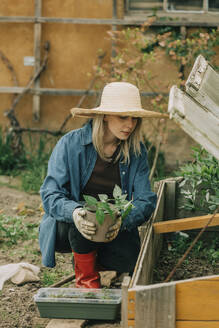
left=0, top=1, right=218, bottom=168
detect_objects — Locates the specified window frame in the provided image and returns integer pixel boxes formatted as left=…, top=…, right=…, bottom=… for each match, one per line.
left=126, top=0, right=218, bottom=12
left=125, top=0, right=219, bottom=26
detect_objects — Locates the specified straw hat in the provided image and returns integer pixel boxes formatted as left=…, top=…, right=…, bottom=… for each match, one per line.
left=70, top=82, right=169, bottom=119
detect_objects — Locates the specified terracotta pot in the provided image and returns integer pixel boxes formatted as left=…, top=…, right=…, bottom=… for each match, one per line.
left=86, top=210, right=119, bottom=243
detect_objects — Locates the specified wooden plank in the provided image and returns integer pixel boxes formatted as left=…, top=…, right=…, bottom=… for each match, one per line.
left=0, top=16, right=219, bottom=26
left=46, top=319, right=85, bottom=328
left=117, top=0, right=125, bottom=19
left=128, top=290, right=136, bottom=320
left=134, top=284, right=175, bottom=328
left=164, top=179, right=176, bottom=220
left=33, top=0, right=42, bottom=121
left=0, top=86, right=167, bottom=97
left=186, top=55, right=219, bottom=119
left=130, top=180, right=165, bottom=287
left=130, top=2, right=163, bottom=9
left=176, top=280, right=219, bottom=320
left=153, top=213, right=219, bottom=234
left=176, top=321, right=219, bottom=328
left=168, top=85, right=219, bottom=160
left=203, top=0, right=208, bottom=11
left=121, top=275, right=131, bottom=328
left=32, top=317, right=50, bottom=327
left=127, top=319, right=135, bottom=328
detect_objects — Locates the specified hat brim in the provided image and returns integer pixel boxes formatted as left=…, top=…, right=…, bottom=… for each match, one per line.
left=70, top=107, right=169, bottom=119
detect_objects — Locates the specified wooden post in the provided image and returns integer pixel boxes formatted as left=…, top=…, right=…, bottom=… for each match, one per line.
left=163, top=0, right=168, bottom=11
left=117, top=0, right=125, bottom=19
left=112, top=0, right=117, bottom=58
left=121, top=275, right=131, bottom=328
left=33, top=0, right=42, bottom=121
left=203, top=0, right=209, bottom=12
left=164, top=179, right=177, bottom=220
left=129, top=283, right=176, bottom=328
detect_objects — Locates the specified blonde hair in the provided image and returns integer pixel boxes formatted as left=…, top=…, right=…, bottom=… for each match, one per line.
left=92, top=116, right=143, bottom=163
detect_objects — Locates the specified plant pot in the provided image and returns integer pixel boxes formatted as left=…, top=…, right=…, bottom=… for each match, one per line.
left=86, top=210, right=119, bottom=243
left=34, top=287, right=122, bottom=320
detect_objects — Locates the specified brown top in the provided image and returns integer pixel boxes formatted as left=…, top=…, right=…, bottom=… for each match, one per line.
left=82, top=148, right=121, bottom=200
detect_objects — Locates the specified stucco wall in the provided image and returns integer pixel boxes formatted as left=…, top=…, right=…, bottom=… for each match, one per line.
left=0, top=1, right=217, bottom=169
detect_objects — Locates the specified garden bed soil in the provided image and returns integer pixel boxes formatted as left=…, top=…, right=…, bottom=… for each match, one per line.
left=153, top=233, right=219, bottom=283
left=0, top=179, right=218, bottom=328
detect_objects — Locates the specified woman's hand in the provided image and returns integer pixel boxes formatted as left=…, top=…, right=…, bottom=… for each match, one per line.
left=73, top=208, right=96, bottom=240
left=105, top=217, right=122, bottom=242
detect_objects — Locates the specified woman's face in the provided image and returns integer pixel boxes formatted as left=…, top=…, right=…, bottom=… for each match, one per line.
left=104, top=115, right=138, bottom=141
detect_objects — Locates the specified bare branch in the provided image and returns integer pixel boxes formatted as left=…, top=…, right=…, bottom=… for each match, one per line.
left=0, top=50, right=19, bottom=87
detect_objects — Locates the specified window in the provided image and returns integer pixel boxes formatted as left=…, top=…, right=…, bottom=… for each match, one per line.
left=127, top=0, right=219, bottom=12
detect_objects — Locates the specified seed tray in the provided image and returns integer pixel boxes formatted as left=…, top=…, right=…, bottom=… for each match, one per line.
left=34, top=287, right=122, bottom=320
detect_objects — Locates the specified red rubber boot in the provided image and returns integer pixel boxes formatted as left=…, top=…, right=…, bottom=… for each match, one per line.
left=73, top=251, right=101, bottom=288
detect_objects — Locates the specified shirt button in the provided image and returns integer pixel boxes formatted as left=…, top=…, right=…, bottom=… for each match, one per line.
left=124, top=190, right=127, bottom=193
left=122, top=171, right=126, bottom=175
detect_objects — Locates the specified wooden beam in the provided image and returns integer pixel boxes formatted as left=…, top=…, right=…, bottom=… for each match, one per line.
left=0, top=86, right=98, bottom=95
left=153, top=213, right=219, bottom=234
left=129, top=2, right=163, bottom=9
left=168, top=85, right=219, bottom=160
left=0, top=86, right=168, bottom=97
left=186, top=55, right=219, bottom=119
left=0, top=16, right=219, bottom=26
left=33, top=0, right=42, bottom=121
left=176, top=279, right=219, bottom=321
left=133, top=284, right=175, bottom=328
left=176, top=321, right=219, bottom=328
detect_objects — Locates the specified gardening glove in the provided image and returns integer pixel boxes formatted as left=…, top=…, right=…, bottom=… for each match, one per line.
left=105, top=216, right=122, bottom=242
left=73, top=208, right=96, bottom=240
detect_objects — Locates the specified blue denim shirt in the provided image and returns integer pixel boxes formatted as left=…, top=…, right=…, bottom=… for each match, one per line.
left=39, top=121, right=157, bottom=267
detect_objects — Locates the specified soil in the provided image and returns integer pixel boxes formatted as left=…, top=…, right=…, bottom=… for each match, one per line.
left=153, top=233, right=219, bottom=283
left=0, top=178, right=218, bottom=328
left=0, top=181, right=120, bottom=328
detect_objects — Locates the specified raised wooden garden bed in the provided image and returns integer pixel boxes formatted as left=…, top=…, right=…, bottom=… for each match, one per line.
left=121, top=178, right=219, bottom=328
left=121, top=55, right=219, bottom=328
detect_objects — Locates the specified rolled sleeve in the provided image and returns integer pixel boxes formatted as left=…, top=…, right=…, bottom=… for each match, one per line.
left=40, top=137, right=81, bottom=223
left=121, top=147, right=157, bottom=231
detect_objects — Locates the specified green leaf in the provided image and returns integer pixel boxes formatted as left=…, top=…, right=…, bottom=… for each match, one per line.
left=98, top=194, right=108, bottom=202
left=83, top=195, right=98, bottom=207
left=122, top=204, right=133, bottom=219
left=120, top=194, right=128, bottom=201
left=96, top=208, right=105, bottom=225
left=113, top=184, right=122, bottom=199
left=99, top=202, right=114, bottom=216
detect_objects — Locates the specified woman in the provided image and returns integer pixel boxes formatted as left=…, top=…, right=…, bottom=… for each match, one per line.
left=39, top=82, right=167, bottom=288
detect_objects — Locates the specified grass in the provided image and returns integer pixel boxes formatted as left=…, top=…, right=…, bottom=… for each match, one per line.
left=0, top=128, right=58, bottom=194
left=41, top=266, right=72, bottom=287
left=0, top=214, right=38, bottom=246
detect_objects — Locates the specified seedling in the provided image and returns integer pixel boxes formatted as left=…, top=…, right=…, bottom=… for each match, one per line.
left=83, top=185, right=134, bottom=225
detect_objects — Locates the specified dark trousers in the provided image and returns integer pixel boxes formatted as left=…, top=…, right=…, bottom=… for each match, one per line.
left=55, top=221, right=140, bottom=274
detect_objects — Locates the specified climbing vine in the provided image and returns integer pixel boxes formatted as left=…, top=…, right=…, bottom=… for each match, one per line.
left=92, top=23, right=219, bottom=178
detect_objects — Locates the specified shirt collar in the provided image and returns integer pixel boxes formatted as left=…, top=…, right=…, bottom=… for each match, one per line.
left=81, top=120, right=93, bottom=145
